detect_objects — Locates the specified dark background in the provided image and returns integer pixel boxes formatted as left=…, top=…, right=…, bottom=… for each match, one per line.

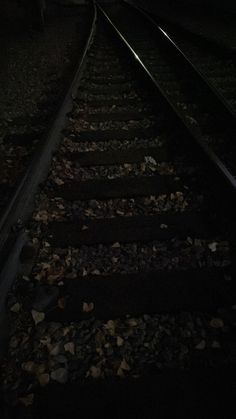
left=134, top=0, right=236, bottom=14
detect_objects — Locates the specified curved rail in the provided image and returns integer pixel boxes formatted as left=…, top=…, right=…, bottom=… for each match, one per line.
left=123, top=0, right=236, bottom=118
left=124, top=0, right=236, bottom=53
left=0, top=1, right=97, bottom=266
left=97, top=2, right=236, bottom=194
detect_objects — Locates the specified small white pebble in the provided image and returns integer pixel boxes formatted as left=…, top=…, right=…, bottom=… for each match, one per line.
left=10, top=302, right=21, bottom=313
left=195, top=340, right=206, bottom=350
left=212, top=341, right=221, bottom=349
left=208, top=242, right=217, bottom=252
left=38, top=373, right=50, bottom=387
left=117, top=336, right=124, bottom=347
left=90, top=366, right=101, bottom=378
left=82, top=302, right=94, bottom=313
left=209, top=318, right=224, bottom=328
left=64, top=342, right=75, bottom=355
left=160, top=224, right=168, bottom=229
left=51, top=368, right=68, bottom=384
left=31, top=310, right=45, bottom=325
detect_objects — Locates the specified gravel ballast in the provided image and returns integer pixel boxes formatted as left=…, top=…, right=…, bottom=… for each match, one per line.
left=0, top=15, right=235, bottom=413
left=0, top=4, right=91, bottom=216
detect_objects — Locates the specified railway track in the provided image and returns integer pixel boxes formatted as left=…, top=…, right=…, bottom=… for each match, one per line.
left=133, top=0, right=236, bottom=52
left=103, top=2, right=236, bottom=183
left=0, top=4, right=92, bottom=263
left=167, top=31, right=236, bottom=111
left=1, top=1, right=236, bottom=417
left=134, top=4, right=236, bottom=114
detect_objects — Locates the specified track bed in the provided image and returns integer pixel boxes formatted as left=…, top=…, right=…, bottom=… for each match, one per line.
left=0, top=3, right=236, bottom=418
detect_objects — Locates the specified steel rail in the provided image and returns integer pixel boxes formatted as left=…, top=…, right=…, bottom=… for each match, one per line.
left=123, top=0, right=236, bottom=118
left=124, top=0, right=236, bottom=53
left=0, top=1, right=97, bottom=266
left=97, top=2, right=236, bottom=194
